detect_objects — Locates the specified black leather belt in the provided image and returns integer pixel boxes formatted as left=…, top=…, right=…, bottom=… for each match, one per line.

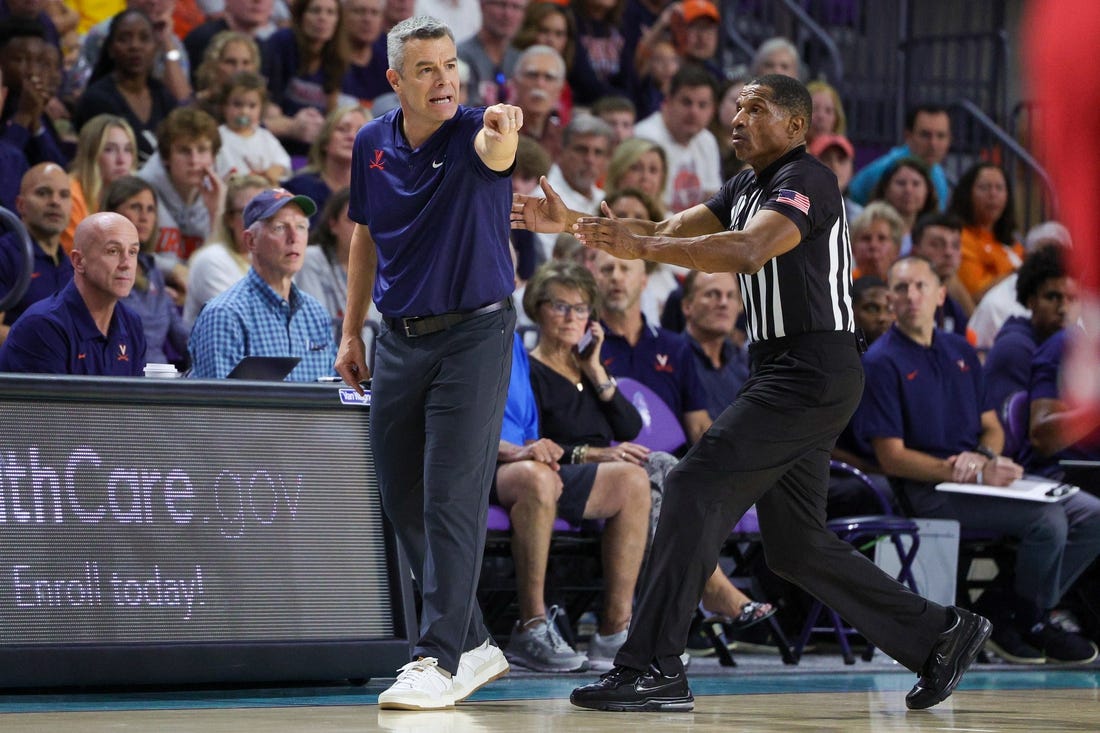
left=385, top=298, right=512, bottom=337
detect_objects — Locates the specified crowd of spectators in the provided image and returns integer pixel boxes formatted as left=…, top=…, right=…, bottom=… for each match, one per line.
left=0, top=0, right=1096, bottom=668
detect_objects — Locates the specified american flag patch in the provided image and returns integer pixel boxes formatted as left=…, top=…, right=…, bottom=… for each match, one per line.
left=776, top=189, right=811, bottom=215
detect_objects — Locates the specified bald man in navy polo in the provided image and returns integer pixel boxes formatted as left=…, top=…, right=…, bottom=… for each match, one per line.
left=0, top=212, right=146, bottom=375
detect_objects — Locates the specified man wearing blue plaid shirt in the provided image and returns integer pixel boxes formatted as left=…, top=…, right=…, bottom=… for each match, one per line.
left=188, top=188, right=337, bottom=380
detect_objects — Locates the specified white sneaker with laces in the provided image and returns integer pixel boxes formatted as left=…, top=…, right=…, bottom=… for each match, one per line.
left=378, top=657, right=455, bottom=710
left=453, top=639, right=510, bottom=702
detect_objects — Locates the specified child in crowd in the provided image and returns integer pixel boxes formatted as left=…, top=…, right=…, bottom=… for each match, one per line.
left=215, top=71, right=292, bottom=185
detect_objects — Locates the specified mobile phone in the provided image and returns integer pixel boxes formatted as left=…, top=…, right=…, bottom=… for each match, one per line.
left=575, top=323, right=596, bottom=358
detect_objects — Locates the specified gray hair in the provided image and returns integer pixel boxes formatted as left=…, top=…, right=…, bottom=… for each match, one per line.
left=562, top=113, right=615, bottom=148
left=752, top=36, right=800, bottom=76
left=387, top=15, right=455, bottom=74
left=1024, top=220, right=1071, bottom=252
left=522, top=260, right=601, bottom=322
left=515, top=44, right=566, bottom=80
left=852, top=201, right=904, bottom=246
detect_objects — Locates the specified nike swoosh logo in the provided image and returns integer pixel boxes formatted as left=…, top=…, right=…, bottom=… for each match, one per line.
left=636, top=674, right=684, bottom=696
left=432, top=160, right=444, bottom=168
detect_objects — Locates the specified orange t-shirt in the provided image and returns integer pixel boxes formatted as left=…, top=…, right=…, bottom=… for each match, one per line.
left=61, top=177, right=88, bottom=255
left=958, top=225, right=1024, bottom=300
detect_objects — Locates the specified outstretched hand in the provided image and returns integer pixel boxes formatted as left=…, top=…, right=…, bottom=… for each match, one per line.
left=511, top=176, right=571, bottom=233
left=482, top=103, right=523, bottom=141
left=573, top=200, right=646, bottom=259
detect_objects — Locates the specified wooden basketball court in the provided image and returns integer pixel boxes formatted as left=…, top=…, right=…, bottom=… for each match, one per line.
left=2, top=664, right=1096, bottom=732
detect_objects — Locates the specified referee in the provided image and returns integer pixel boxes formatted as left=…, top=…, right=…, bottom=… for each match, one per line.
left=513, top=73, right=991, bottom=712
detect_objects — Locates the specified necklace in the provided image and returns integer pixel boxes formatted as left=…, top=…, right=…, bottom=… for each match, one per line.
left=534, top=348, right=583, bottom=391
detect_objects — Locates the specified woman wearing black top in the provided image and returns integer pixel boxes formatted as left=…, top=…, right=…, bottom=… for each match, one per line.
left=524, top=261, right=773, bottom=656
left=528, top=288, right=644, bottom=462
left=520, top=260, right=651, bottom=671
left=74, top=9, right=178, bottom=163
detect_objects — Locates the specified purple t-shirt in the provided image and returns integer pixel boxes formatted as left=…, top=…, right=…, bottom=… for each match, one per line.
left=347, top=105, right=514, bottom=317
left=1027, top=328, right=1100, bottom=474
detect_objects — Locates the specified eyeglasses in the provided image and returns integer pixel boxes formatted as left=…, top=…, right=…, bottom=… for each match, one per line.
left=543, top=300, right=591, bottom=318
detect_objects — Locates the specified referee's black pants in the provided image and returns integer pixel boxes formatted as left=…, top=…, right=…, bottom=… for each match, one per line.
left=615, top=331, right=948, bottom=675
left=370, top=303, right=515, bottom=675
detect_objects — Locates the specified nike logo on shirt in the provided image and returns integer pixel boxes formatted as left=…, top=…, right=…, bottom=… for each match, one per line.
left=432, top=160, right=444, bottom=168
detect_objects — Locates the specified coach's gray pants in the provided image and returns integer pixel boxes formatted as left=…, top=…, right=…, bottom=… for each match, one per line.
left=371, top=303, right=515, bottom=674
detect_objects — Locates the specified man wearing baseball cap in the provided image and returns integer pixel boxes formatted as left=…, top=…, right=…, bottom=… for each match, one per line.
left=675, top=1, right=722, bottom=83
left=188, top=187, right=338, bottom=381
left=809, top=133, right=863, bottom=222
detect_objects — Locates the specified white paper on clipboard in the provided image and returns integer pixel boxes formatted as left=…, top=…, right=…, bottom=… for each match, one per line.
left=936, top=477, right=1079, bottom=503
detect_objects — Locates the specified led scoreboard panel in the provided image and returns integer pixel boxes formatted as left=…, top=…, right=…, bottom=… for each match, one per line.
left=0, top=375, right=414, bottom=687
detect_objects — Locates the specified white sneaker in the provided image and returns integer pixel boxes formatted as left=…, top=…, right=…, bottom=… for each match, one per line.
left=586, top=629, right=628, bottom=672
left=378, top=658, right=455, bottom=710
left=453, top=639, right=510, bottom=702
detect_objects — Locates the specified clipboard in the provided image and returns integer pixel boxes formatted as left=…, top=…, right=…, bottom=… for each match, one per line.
left=936, top=477, right=1079, bottom=503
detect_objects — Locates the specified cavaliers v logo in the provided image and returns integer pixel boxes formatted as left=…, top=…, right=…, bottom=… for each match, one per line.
left=117, top=344, right=129, bottom=362
left=655, top=353, right=674, bottom=373
left=369, top=149, right=385, bottom=170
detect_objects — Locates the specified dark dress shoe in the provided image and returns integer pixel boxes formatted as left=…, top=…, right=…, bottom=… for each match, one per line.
left=570, top=664, right=695, bottom=712
left=906, top=607, right=992, bottom=710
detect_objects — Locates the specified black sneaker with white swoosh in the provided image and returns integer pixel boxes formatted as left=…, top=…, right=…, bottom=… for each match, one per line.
left=570, top=664, right=695, bottom=712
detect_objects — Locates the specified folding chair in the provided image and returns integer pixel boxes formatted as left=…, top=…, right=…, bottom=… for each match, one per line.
left=790, top=461, right=922, bottom=664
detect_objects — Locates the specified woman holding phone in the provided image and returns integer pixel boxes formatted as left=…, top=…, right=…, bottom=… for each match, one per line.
left=525, top=261, right=774, bottom=660
left=527, top=261, right=644, bottom=465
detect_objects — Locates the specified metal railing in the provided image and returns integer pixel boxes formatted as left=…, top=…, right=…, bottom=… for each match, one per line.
left=945, top=98, right=1057, bottom=232
left=712, top=2, right=1052, bottom=231
left=716, top=0, right=844, bottom=84
left=778, top=0, right=844, bottom=84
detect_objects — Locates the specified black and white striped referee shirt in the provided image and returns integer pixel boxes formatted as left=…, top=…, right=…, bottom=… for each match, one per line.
left=704, top=146, right=854, bottom=344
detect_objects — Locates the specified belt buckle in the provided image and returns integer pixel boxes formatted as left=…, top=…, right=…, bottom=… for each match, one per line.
left=402, top=317, right=422, bottom=337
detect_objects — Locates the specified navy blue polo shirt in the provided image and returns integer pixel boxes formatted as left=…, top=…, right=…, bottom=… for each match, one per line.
left=854, top=323, right=989, bottom=459
left=347, top=105, right=514, bottom=318
left=937, top=294, right=970, bottom=337
left=600, top=316, right=707, bottom=419
left=983, top=315, right=1039, bottom=418
left=1027, top=328, right=1100, bottom=475
left=0, top=280, right=146, bottom=375
left=0, top=232, right=74, bottom=325
left=685, top=332, right=750, bottom=420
